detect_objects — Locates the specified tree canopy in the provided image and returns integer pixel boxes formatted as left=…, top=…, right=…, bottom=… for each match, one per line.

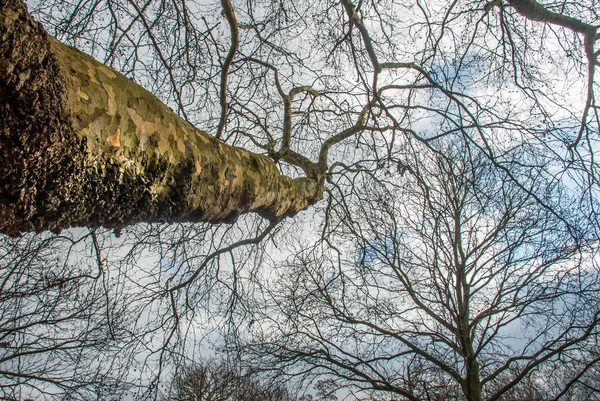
left=1, top=0, right=599, bottom=399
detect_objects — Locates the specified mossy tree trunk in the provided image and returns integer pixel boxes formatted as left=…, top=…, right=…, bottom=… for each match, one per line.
left=0, top=0, right=322, bottom=236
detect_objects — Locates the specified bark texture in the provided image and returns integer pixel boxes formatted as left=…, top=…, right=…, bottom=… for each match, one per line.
left=0, top=0, right=322, bottom=236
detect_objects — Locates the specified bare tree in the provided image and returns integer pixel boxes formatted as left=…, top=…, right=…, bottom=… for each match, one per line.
left=2, top=0, right=598, bottom=235
left=0, top=0, right=325, bottom=236
left=169, top=360, right=296, bottom=401
left=0, top=231, right=133, bottom=399
left=0, top=0, right=599, bottom=399
left=236, top=141, right=600, bottom=401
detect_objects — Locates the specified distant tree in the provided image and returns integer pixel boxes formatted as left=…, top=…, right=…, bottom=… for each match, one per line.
left=170, top=360, right=295, bottom=401
left=237, top=141, right=600, bottom=401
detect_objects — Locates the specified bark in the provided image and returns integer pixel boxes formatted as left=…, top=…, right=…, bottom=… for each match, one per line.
left=461, top=341, right=483, bottom=401
left=0, top=0, right=322, bottom=236
left=505, top=0, right=597, bottom=34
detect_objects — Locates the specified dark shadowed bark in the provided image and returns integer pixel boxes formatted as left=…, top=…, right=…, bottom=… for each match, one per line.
left=0, top=0, right=322, bottom=236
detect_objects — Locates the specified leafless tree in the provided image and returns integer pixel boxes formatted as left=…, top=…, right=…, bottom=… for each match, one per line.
left=168, top=359, right=296, bottom=401
left=0, top=0, right=599, bottom=399
left=236, top=140, right=600, bottom=401
left=0, top=231, right=132, bottom=399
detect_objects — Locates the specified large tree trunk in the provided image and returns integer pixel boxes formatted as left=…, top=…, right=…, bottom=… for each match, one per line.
left=0, top=0, right=322, bottom=236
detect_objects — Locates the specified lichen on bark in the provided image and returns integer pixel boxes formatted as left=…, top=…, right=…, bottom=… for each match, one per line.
left=0, top=0, right=323, bottom=236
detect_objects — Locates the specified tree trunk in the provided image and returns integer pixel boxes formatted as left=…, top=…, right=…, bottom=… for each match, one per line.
left=457, top=315, right=483, bottom=401
left=0, top=0, right=322, bottom=236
